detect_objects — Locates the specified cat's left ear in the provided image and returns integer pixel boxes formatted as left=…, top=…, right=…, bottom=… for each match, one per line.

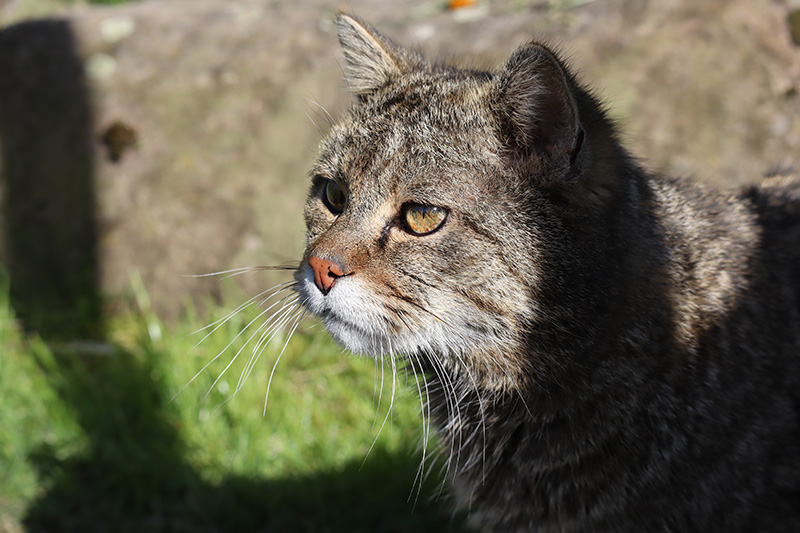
left=494, top=44, right=584, bottom=181
left=335, top=14, right=417, bottom=99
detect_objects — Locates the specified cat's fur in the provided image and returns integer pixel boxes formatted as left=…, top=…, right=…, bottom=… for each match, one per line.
left=295, top=14, right=800, bottom=532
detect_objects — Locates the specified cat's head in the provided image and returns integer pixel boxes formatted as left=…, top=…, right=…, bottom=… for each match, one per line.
left=296, top=14, right=621, bottom=392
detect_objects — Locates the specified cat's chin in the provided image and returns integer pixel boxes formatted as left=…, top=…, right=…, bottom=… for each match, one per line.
left=321, top=313, right=389, bottom=356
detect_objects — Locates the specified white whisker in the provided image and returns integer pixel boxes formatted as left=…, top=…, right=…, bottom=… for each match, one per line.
left=208, top=301, right=303, bottom=415
left=447, top=342, right=487, bottom=483
left=236, top=297, right=302, bottom=399
left=187, top=266, right=295, bottom=278
left=263, top=308, right=307, bottom=415
left=425, top=348, right=462, bottom=498
left=362, top=339, right=397, bottom=468
left=188, top=281, right=295, bottom=339
left=304, top=97, right=335, bottom=126
left=371, top=343, right=387, bottom=430
left=303, top=109, right=321, bottom=134
left=406, top=353, right=432, bottom=509
left=171, top=287, right=293, bottom=403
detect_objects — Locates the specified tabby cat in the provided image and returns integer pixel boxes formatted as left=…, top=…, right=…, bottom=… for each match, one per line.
left=294, top=14, right=800, bottom=532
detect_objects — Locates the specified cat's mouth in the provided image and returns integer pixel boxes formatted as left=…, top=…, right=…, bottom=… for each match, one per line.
left=296, top=263, right=398, bottom=356
left=295, top=262, right=528, bottom=392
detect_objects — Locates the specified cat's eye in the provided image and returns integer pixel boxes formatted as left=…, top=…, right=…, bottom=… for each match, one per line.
left=403, top=203, right=448, bottom=236
left=322, top=179, right=346, bottom=214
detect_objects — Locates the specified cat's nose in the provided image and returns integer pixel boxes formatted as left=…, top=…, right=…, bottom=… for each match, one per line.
left=308, top=256, right=346, bottom=295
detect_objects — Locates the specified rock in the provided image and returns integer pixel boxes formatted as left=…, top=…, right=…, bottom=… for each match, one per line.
left=1, top=0, right=349, bottom=327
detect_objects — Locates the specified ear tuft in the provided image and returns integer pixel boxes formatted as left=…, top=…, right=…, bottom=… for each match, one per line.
left=335, top=14, right=408, bottom=97
left=495, top=44, right=583, bottom=178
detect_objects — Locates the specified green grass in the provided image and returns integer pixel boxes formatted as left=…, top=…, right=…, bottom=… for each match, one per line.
left=0, top=274, right=468, bottom=532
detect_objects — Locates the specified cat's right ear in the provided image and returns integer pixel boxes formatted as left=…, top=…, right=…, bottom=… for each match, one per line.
left=494, top=44, right=584, bottom=182
left=335, top=14, right=414, bottom=99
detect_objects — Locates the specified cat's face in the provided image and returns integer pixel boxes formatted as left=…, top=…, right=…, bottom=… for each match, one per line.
left=297, top=79, right=537, bottom=388
left=295, top=15, right=588, bottom=392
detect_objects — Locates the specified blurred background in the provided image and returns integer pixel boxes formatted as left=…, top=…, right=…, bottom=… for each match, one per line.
left=1, top=0, right=798, bottom=531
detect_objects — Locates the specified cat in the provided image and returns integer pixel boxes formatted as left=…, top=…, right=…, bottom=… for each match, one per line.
left=293, top=13, right=800, bottom=532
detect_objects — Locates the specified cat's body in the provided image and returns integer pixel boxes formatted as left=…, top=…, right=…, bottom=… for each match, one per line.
left=295, top=15, right=800, bottom=531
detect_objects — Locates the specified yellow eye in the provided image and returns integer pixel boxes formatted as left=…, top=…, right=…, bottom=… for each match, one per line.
left=323, top=180, right=346, bottom=214
left=403, top=204, right=448, bottom=236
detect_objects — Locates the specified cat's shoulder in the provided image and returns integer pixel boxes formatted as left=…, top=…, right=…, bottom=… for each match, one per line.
left=741, top=169, right=800, bottom=227
left=746, top=168, right=800, bottom=200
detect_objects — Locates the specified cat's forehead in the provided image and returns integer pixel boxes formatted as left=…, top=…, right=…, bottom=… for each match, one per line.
left=358, top=73, right=491, bottom=131
left=315, top=73, right=499, bottom=197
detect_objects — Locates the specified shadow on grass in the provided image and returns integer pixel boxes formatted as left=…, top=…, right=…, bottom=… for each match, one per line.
left=23, top=344, right=467, bottom=533
left=0, top=18, right=467, bottom=533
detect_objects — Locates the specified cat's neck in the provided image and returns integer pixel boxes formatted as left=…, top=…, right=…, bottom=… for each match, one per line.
left=418, top=166, right=762, bottom=492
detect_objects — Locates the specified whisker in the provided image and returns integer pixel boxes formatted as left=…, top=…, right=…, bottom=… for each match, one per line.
left=263, top=308, right=307, bottom=415
left=363, top=339, right=397, bottom=468
left=424, top=347, right=462, bottom=497
left=236, top=297, right=302, bottom=398
left=406, top=353, right=431, bottom=509
left=304, top=96, right=335, bottom=126
left=171, top=288, right=290, bottom=403
left=371, top=347, right=387, bottom=430
left=390, top=290, right=485, bottom=488
left=201, top=294, right=299, bottom=405
left=303, top=108, right=321, bottom=134
left=448, top=343, right=488, bottom=483
left=202, top=309, right=290, bottom=400
left=372, top=351, right=379, bottom=409
left=187, top=265, right=297, bottom=278
left=189, top=281, right=295, bottom=339
left=208, top=302, right=302, bottom=415
left=378, top=353, right=386, bottom=422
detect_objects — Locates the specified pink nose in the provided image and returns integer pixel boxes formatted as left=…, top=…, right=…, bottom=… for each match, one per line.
left=308, top=256, right=345, bottom=295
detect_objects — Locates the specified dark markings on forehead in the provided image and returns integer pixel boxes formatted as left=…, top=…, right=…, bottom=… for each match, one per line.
left=361, top=72, right=489, bottom=123
left=314, top=72, right=499, bottom=205
left=372, top=89, right=424, bottom=116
